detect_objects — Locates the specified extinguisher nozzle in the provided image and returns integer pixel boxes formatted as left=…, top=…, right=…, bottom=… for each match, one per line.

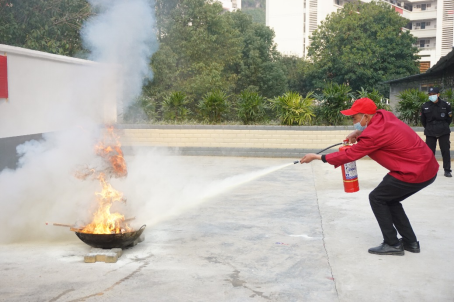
left=293, top=161, right=299, bottom=164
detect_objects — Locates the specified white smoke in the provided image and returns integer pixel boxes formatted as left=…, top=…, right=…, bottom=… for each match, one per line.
left=82, top=0, right=157, bottom=110
left=0, top=0, right=287, bottom=245
left=0, top=0, right=158, bottom=243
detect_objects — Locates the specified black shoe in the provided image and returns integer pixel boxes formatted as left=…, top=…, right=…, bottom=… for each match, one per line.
left=444, top=172, right=452, bottom=177
left=399, top=238, right=420, bottom=253
left=368, top=242, right=404, bottom=256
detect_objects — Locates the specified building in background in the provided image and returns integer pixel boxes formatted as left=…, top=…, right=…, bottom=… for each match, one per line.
left=218, top=0, right=242, bottom=12
left=266, top=0, right=454, bottom=69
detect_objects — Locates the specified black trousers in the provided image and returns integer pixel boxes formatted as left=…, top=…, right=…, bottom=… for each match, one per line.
left=369, top=174, right=436, bottom=245
left=426, top=134, right=451, bottom=172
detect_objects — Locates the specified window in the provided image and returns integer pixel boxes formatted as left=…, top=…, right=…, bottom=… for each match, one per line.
left=427, top=4, right=431, bottom=8
left=426, top=22, right=431, bottom=26
left=416, top=4, right=420, bottom=8
left=416, top=23, right=421, bottom=26
left=420, top=40, right=425, bottom=47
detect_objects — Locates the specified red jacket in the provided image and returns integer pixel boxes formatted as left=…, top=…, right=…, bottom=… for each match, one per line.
left=325, top=110, right=439, bottom=183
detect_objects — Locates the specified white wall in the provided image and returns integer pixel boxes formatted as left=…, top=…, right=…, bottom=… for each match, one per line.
left=267, top=0, right=305, bottom=57
left=0, top=45, right=118, bottom=139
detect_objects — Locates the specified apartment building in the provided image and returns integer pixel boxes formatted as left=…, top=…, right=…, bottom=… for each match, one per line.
left=266, top=0, right=454, bottom=69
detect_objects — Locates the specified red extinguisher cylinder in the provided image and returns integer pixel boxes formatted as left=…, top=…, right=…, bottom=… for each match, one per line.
left=339, top=140, right=360, bottom=193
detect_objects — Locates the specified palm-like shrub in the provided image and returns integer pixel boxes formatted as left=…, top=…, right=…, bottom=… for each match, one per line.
left=396, top=89, right=427, bottom=125
left=123, top=94, right=156, bottom=123
left=272, top=92, right=315, bottom=125
left=198, top=90, right=229, bottom=123
left=162, top=92, right=191, bottom=121
left=315, top=83, right=354, bottom=125
left=441, top=88, right=454, bottom=104
left=356, top=87, right=392, bottom=111
left=237, top=91, right=267, bottom=124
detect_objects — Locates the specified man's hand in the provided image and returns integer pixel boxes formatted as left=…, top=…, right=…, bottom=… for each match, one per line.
left=346, top=130, right=362, bottom=143
left=300, top=153, right=322, bottom=164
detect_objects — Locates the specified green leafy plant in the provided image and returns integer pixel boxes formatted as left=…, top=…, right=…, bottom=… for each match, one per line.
left=123, top=94, right=157, bottom=123
left=356, top=87, right=392, bottom=111
left=198, top=90, right=229, bottom=123
left=315, top=83, right=354, bottom=125
left=272, top=92, right=315, bottom=126
left=161, top=92, right=191, bottom=121
left=395, top=89, right=428, bottom=125
left=236, top=91, right=268, bottom=124
left=441, top=88, right=454, bottom=104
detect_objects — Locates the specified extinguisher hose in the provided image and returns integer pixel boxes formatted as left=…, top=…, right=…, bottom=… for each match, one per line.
left=293, top=142, right=344, bottom=164
left=315, top=142, right=343, bottom=154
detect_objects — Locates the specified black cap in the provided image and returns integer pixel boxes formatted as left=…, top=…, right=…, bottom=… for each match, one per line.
left=428, top=87, right=440, bottom=94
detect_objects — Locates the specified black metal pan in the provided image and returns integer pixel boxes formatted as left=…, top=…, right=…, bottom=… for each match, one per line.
left=75, top=225, right=146, bottom=249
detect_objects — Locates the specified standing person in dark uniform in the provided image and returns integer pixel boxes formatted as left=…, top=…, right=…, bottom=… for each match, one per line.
left=420, top=87, right=453, bottom=177
left=300, top=98, right=439, bottom=256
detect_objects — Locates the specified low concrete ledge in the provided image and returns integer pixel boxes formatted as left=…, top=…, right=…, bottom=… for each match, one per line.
left=118, top=125, right=454, bottom=159
left=122, top=146, right=341, bottom=158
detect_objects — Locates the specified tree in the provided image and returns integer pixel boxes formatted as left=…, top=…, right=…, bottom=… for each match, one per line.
left=149, top=0, right=287, bottom=114
left=0, top=0, right=92, bottom=56
left=307, top=1, right=420, bottom=96
left=229, top=11, right=287, bottom=98
left=150, top=0, right=242, bottom=107
left=279, top=56, right=312, bottom=96
left=242, top=0, right=266, bottom=24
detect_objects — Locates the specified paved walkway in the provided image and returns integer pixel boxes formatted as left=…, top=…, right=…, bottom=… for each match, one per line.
left=0, top=156, right=452, bottom=301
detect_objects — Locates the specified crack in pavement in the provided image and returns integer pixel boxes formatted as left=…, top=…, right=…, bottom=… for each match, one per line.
left=205, top=256, right=272, bottom=301
left=68, top=253, right=154, bottom=302
left=49, top=288, right=75, bottom=302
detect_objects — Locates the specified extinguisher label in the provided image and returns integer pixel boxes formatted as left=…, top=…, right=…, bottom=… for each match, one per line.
left=344, top=162, right=358, bottom=180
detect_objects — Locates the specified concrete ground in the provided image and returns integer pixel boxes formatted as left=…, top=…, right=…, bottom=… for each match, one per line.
left=0, top=156, right=453, bottom=302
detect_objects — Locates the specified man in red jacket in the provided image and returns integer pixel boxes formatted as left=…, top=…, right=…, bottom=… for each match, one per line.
left=300, top=98, right=439, bottom=256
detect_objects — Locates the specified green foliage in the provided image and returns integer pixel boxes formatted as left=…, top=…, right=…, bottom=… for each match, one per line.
left=272, top=92, right=315, bottom=126
left=441, top=88, right=454, bottom=104
left=279, top=56, right=312, bottom=96
left=151, top=0, right=241, bottom=104
left=0, top=0, right=92, bottom=56
left=198, top=90, right=229, bottom=123
left=395, top=89, right=427, bottom=125
left=162, top=92, right=191, bottom=121
left=123, top=94, right=157, bottom=123
left=307, top=1, right=420, bottom=96
left=355, top=87, right=392, bottom=111
left=315, top=83, right=353, bottom=125
left=242, top=0, right=266, bottom=25
left=231, top=12, right=287, bottom=98
left=236, top=91, right=267, bottom=124
left=242, top=0, right=265, bottom=8
left=150, top=0, right=286, bottom=112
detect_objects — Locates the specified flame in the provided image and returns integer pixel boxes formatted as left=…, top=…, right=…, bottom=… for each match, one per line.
left=81, top=173, right=132, bottom=234
left=75, top=126, right=133, bottom=235
left=95, top=126, right=127, bottom=178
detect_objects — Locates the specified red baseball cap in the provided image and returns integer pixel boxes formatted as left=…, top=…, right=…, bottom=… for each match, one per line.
left=340, top=97, right=377, bottom=116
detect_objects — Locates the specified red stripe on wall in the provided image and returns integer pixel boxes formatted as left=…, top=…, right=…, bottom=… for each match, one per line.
left=394, top=6, right=403, bottom=14
left=0, top=55, right=8, bottom=99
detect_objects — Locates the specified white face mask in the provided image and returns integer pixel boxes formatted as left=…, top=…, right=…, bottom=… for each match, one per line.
left=353, top=115, right=367, bottom=132
left=429, top=95, right=438, bottom=102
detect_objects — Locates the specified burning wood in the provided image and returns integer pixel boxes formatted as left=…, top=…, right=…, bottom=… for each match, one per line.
left=95, top=126, right=127, bottom=178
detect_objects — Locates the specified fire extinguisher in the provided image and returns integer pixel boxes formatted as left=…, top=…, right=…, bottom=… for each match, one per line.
left=339, top=139, right=360, bottom=193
